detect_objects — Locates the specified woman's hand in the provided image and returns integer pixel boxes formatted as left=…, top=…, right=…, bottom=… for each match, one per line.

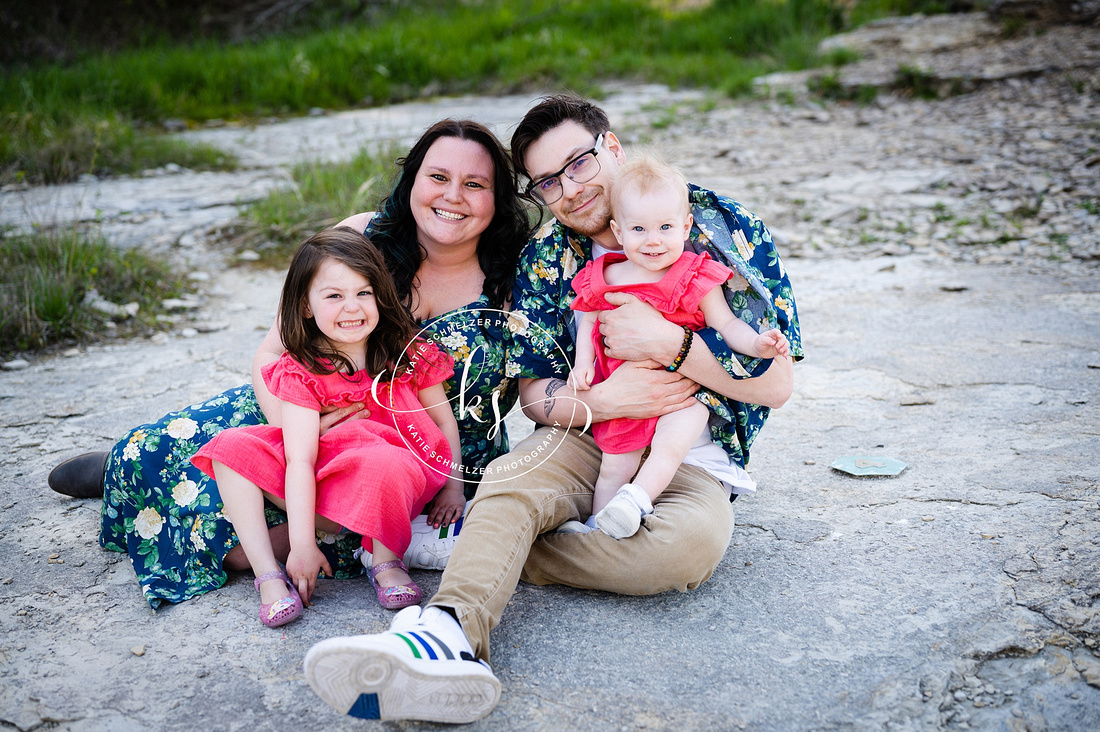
left=426, top=485, right=466, bottom=529
left=318, top=403, right=369, bottom=437
left=285, top=543, right=332, bottom=607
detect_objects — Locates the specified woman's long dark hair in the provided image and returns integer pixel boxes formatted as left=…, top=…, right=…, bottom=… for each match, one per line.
left=367, top=119, right=532, bottom=312
left=279, top=227, right=417, bottom=377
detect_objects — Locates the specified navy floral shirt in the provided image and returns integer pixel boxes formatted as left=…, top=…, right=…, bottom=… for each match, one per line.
left=508, top=184, right=802, bottom=468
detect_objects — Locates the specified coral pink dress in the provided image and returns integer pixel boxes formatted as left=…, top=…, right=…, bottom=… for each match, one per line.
left=192, top=342, right=454, bottom=556
left=571, top=250, right=732, bottom=454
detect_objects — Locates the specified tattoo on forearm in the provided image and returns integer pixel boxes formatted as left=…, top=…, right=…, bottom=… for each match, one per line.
left=543, top=379, right=568, bottom=420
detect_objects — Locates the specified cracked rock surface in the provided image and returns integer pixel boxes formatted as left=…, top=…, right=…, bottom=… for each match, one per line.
left=1, top=12, right=1099, bottom=731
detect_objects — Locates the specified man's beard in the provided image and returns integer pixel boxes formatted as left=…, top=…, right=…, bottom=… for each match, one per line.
left=559, top=186, right=612, bottom=238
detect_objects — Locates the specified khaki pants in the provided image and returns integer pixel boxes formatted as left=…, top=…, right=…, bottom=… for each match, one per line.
left=432, top=426, right=736, bottom=662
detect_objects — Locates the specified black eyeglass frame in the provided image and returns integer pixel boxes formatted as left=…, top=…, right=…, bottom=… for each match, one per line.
left=524, top=133, right=606, bottom=204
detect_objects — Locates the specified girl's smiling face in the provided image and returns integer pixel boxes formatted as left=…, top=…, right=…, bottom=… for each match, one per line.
left=305, top=257, right=379, bottom=363
left=410, top=136, right=496, bottom=253
left=610, top=184, right=693, bottom=274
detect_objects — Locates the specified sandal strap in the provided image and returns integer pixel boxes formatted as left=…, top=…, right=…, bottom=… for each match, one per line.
left=254, top=569, right=288, bottom=590
left=369, top=559, right=408, bottom=578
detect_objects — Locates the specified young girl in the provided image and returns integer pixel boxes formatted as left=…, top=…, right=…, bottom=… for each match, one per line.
left=570, top=156, right=789, bottom=539
left=192, top=227, right=465, bottom=627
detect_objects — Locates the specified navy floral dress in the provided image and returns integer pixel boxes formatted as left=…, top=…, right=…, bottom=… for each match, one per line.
left=100, top=295, right=517, bottom=609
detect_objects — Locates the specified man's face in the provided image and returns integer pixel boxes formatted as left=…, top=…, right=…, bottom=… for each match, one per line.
left=523, top=121, right=625, bottom=240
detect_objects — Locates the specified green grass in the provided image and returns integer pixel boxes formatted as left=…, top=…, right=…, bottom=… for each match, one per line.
left=231, top=143, right=402, bottom=268
left=2, top=109, right=237, bottom=185
left=1, top=0, right=940, bottom=185
left=0, top=227, right=190, bottom=356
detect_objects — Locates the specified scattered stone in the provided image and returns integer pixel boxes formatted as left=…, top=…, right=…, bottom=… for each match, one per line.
left=192, top=322, right=230, bottom=333
left=2, top=360, right=30, bottom=371
left=238, top=250, right=261, bottom=262
left=180, top=328, right=198, bottom=338
left=85, top=289, right=140, bottom=319
left=131, top=645, right=146, bottom=656
left=161, top=298, right=202, bottom=311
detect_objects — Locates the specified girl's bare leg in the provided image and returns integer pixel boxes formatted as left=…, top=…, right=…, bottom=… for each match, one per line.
left=213, top=462, right=287, bottom=605
left=371, top=540, right=414, bottom=588
left=632, top=402, right=711, bottom=502
left=592, top=449, right=644, bottom=514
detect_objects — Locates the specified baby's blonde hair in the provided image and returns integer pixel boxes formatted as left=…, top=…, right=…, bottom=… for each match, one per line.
left=610, top=153, right=690, bottom=220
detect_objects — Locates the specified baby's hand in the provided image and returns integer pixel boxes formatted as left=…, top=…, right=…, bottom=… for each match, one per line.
left=754, top=329, right=790, bottom=359
left=427, top=485, right=466, bottom=529
left=568, top=365, right=594, bottom=391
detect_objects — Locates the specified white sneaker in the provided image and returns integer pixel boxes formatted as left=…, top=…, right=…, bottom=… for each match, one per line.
left=304, top=606, right=500, bottom=723
left=594, top=483, right=653, bottom=539
left=358, top=512, right=466, bottom=571
left=552, top=519, right=595, bottom=534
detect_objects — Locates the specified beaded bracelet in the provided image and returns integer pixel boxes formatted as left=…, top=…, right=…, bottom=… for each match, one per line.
left=666, top=326, right=693, bottom=372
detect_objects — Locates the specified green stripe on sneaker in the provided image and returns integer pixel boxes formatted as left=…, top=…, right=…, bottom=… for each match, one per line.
left=395, top=633, right=422, bottom=659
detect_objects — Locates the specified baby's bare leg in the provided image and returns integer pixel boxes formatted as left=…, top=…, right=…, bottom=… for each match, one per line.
left=632, top=401, right=710, bottom=503
left=592, top=448, right=644, bottom=514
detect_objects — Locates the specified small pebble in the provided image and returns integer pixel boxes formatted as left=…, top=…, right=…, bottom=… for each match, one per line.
left=921, top=515, right=935, bottom=522
left=131, top=645, right=146, bottom=656
left=980, top=533, right=995, bottom=539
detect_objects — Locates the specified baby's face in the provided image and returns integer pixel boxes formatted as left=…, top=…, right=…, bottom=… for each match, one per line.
left=610, top=185, right=692, bottom=273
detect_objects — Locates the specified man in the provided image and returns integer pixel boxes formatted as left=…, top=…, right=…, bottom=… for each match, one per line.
left=303, top=95, right=802, bottom=724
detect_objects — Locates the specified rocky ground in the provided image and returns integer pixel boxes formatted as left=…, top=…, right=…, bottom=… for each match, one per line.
left=1, top=12, right=1098, bottom=732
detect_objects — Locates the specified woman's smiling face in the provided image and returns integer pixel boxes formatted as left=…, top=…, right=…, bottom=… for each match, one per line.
left=410, top=136, right=496, bottom=253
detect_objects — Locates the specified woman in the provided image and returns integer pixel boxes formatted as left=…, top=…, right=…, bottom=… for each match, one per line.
left=48, top=119, right=532, bottom=609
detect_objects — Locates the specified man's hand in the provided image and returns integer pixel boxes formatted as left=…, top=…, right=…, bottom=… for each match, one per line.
left=598, top=292, right=682, bottom=365
left=589, top=359, right=699, bottom=421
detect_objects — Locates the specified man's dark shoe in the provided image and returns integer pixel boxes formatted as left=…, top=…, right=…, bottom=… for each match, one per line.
left=48, top=452, right=109, bottom=498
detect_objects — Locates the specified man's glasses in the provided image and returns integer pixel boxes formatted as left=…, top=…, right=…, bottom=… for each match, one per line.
left=525, top=133, right=604, bottom=204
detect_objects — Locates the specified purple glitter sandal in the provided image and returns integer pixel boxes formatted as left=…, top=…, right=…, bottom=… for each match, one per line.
left=255, top=569, right=303, bottom=628
left=369, top=559, right=422, bottom=611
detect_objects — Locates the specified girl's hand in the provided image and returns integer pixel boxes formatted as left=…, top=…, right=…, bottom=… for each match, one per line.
left=426, top=486, right=466, bottom=529
left=754, top=329, right=790, bottom=359
left=568, top=365, right=594, bottom=391
left=318, top=403, right=369, bottom=436
left=285, top=544, right=332, bottom=606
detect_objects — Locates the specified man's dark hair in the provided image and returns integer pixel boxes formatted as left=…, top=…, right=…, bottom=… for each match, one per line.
left=510, top=94, right=610, bottom=183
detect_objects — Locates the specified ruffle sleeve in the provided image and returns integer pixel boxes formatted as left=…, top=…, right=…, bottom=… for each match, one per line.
left=570, top=258, right=610, bottom=313
left=394, top=340, right=454, bottom=391
left=669, top=251, right=733, bottom=313
left=261, top=353, right=328, bottom=411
